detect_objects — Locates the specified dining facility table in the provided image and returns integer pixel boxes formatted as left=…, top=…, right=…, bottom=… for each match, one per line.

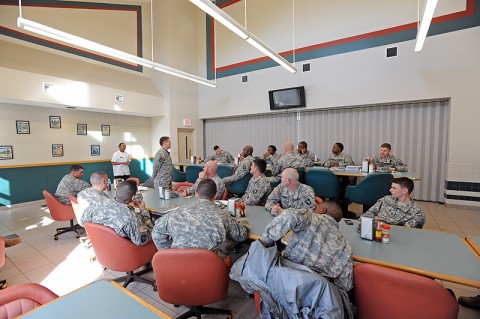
left=19, top=280, right=173, bottom=319
left=466, top=236, right=480, bottom=257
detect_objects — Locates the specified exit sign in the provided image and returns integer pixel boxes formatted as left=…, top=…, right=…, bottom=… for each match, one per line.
left=183, top=119, right=192, bottom=127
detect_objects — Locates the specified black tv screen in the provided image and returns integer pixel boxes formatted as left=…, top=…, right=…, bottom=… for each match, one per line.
left=269, top=86, right=306, bottom=110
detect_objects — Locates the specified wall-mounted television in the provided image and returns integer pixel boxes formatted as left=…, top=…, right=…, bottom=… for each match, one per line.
left=269, top=86, right=306, bottom=110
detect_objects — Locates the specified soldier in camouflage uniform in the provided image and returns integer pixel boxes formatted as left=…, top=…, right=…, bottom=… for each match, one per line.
left=362, top=177, right=425, bottom=228
left=55, top=165, right=90, bottom=204
left=369, top=143, right=407, bottom=172
left=265, top=168, right=315, bottom=216
left=242, top=159, right=271, bottom=206
left=263, top=145, right=280, bottom=166
left=261, top=201, right=353, bottom=292
left=298, top=141, right=317, bottom=167
left=81, top=180, right=152, bottom=245
left=152, top=136, right=173, bottom=190
left=224, top=145, right=255, bottom=184
left=77, top=171, right=109, bottom=224
left=205, top=145, right=235, bottom=164
left=268, top=142, right=305, bottom=182
left=183, top=160, right=225, bottom=199
left=323, top=143, right=355, bottom=167
left=152, top=178, right=250, bottom=259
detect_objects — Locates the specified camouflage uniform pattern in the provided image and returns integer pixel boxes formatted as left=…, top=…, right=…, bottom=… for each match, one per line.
left=323, top=153, right=355, bottom=167
left=242, top=175, right=272, bottom=206
left=263, top=153, right=280, bottom=166
left=81, top=198, right=151, bottom=245
left=300, top=150, right=317, bottom=167
left=77, top=188, right=109, bottom=225
left=55, top=174, right=90, bottom=204
left=188, top=174, right=225, bottom=200
left=152, top=199, right=249, bottom=259
left=225, top=155, right=255, bottom=183
left=372, top=155, right=407, bottom=172
left=206, top=150, right=235, bottom=164
left=362, top=195, right=425, bottom=228
left=261, top=209, right=353, bottom=292
left=153, top=147, right=173, bottom=189
left=270, top=153, right=305, bottom=182
left=265, top=183, right=315, bottom=213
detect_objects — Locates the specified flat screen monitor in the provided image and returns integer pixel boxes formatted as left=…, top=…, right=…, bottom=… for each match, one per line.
left=269, top=86, right=306, bottom=110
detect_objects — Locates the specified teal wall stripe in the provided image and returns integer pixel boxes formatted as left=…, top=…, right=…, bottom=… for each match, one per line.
left=0, top=158, right=154, bottom=206
left=207, top=0, right=480, bottom=79
left=0, top=0, right=143, bottom=72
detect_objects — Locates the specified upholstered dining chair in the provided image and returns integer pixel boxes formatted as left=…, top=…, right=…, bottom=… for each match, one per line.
left=42, top=190, right=81, bottom=240
left=0, top=283, right=58, bottom=319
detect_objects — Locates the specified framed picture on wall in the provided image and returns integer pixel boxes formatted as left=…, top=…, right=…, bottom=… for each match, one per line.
left=49, top=116, right=61, bottom=129
left=77, top=123, right=87, bottom=135
left=91, top=145, right=100, bottom=156
left=0, top=146, right=13, bottom=160
left=16, top=120, right=30, bottom=134
left=101, top=124, right=110, bottom=136
left=52, top=144, right=64, bottom=157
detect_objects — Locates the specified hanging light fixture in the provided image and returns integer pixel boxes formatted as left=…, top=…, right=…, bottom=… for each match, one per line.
left=189, top=0, right=297, bottom=73
left=17, top=17, right=217, bottom=87
left=415, top=0, right=438, bottom=52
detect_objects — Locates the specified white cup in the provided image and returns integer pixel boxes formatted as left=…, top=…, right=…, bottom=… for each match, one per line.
left=158, top=187, right=164, bottom=199
left=165, top=189, right=170, bottom=200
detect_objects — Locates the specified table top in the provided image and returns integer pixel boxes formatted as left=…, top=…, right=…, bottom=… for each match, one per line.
left=466, top=236, right=480, bottom=257
left=307, top=167, right=421, bottom=180
left=339, top=220, right=480, bottom=287
left=19, top=280, right=173, bottom=319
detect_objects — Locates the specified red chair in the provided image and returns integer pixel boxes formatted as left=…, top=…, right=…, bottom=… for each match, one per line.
left=43, top=190, right=81, bottom=240
left=173, top=182, right=193, bottom=192
left=314, top=196, right=323, bottom=210
left=126, top=177, right=140, bottom=186
left=354, top=263, right=459, bottom=319
left=85, top=222, right=157, bottom=289
left=0, top=283, right=58, bottom=318
left=152, top=249, right=232, bottom=319
left=221, top=188, right=228, bottom=200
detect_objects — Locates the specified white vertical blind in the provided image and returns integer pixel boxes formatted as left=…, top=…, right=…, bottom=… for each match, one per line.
left=204, top=100, right=449, bottom=202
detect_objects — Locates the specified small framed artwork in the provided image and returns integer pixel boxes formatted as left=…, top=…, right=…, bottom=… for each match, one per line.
left=101, top=124, right=110, bottom=136
left=91, top=145, right=100, bottom=156
left=0, top=146, right=13, bottom=160
left=49, top=116, right=61, bottom=129
left=77, top=123, right=87, bottom=135
left=16, top=120, right=30, bottom=134
left=52, top=144, right=64, bottom=157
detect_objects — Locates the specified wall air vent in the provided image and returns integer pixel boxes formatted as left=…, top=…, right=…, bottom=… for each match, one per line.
left=43, top=82, right=54, bottom=93
left=115, top=94, right=124, bottom=103
left=386, top=46, right=398, bottom=58
left=302, top=63, right=311, bottom=72
left=241, top=75, right=248, bottom=83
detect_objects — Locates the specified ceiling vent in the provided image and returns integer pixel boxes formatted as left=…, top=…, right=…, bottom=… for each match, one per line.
left=386, top=46, right=398, bottom=58
left=115, top=94, right=124, bottom=103
left=302, top=63, right=311, bottom=72
left=43, top=82, right=54, bottom=92
left=241, top=75, right=248, bottom=83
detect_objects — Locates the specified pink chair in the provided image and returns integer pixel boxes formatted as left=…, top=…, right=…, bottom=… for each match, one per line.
left=85, top=222, right=157, bottom=289
left=126, top=177, right=140, bottom=186
left=173, top=182, right=193, bottom=192
left=0, top=283, right=57, bottom=318
left=354, top=263, right=459, bottom=319
left=43, top=190, right=80, bottom=240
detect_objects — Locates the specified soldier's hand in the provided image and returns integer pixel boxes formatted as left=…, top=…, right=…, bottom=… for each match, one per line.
left=136, top=199, right=146, bottom=211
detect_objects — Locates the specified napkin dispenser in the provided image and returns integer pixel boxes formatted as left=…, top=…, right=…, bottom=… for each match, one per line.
left=228, top=198, right=241, bottom=217
left=360, top=216, right=374, bottom=240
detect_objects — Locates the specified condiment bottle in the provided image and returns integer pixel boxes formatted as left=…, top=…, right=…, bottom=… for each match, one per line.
left=374, top=218, right=383, bottom=242
left=240, top=199, right=246, bottom=217
left=106, top=179, right=111, bottom=191
left=382, top=223, right=390, bottom=243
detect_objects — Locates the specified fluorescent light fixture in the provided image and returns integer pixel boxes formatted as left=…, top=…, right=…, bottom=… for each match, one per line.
left=17, top=17, right=216, bottom=87
left=189, top=0, right=297, bottom=73
left=415, top=0, right=438, bottom=52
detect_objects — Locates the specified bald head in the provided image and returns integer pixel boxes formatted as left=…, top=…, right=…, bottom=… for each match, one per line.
left=284, top=142, right=295, bottom=153
left=282, top=168, right=299, bottom=181
left=204, top=160, right=218, bottom=177
left=316, top=201, right=343, bottom=222
left=90, top=171, right=107, bottom=191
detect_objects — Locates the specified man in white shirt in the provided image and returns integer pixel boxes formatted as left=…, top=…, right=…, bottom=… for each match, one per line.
left=111, top=143, right=131, bottom=180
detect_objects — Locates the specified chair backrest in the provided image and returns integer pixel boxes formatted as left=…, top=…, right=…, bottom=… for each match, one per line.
left=225, top=173, right=252, bottom=196
left=85, top=222, right=157, bottom=272
left=126, top=177, right=140, bottom=186
left=186, top=165, right=204, bottom=183
left=152, top=249, right=230, bottom=306
left=296, top=168, right=305, bottom=184
left=354, top=263, right=459, bottom=319
left=314, top=196, right=323, bottom=211
left=0, top=237, right=5, bottom=269
left=269, top=179, right=281, bottom=190
left=304, top=169, right=338, bottom=199
left=0, top=283, right=58, bottom=319
left=346, top=173, right=393, bottom=206
left=221, top=188, right=228, bottom=200
left=172, top=167, right=187, bottom=183
left=68, top=194, right=84, bottom=224
left=42, top=190, right=76, bottom=222
left=173, top=182, right=194, bottom=192
left=217, top=165, right=234, bottom=179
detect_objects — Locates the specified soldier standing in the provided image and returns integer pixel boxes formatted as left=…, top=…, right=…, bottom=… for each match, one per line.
left=152, top=136, right=173, bottom=190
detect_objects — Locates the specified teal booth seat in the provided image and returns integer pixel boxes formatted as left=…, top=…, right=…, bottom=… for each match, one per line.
left=345, top=173, right=394, bottom=213
left=172, top=167, right=187, bottom=183
left=296, top=168, right=305, bottom=184
left=185, top=165, right=203, bottom=183
left=269, top=179, right=281, bottom=190
left=304, top=168, right=338, bottom=200
left=226, top=173, right=252, bottom=197
left=217, top=165, right=234, bottom=179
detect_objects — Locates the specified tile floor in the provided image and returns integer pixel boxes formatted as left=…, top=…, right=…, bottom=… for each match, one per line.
left=0, top=200, right=479, bottom=319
